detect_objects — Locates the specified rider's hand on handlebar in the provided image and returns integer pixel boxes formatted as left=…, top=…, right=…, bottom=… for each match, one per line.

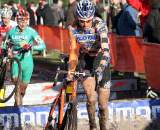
left=22, top=44, right=32, bottom=51
left=66, top=72, right=74, bottom=81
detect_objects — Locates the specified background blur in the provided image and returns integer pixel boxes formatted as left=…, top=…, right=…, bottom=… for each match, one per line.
left=0, top=0, right=68, bottom=7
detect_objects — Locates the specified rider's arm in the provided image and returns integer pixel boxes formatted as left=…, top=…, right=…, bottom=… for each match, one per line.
left=68, top=28, right=79, bottom=73
left=31, top=29, right=46, bottom=51
left=33, top=35, right=46, bottom=51
left=98, top=21, right=110, bottom=67
left=1, top=34, right=10, bottom=50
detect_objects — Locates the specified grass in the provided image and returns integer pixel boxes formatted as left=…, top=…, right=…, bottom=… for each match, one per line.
left=33, top=50, right=62, bottom=64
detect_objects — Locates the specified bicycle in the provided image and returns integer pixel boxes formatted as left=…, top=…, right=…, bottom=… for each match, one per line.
left=45, top=67, right=91, bottom=130
left=0, top=39, right=21, bottom=103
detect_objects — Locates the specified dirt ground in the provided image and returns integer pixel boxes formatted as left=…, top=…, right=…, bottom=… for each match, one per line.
left=7, top=119, right=159, bottom=130
left=77, top=118, right=160, bottom=130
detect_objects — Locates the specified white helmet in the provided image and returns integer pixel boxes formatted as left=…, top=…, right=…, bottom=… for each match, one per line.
left=1, top=7, right=13, bottom=18
left=76, top=0, right=95, bottom=20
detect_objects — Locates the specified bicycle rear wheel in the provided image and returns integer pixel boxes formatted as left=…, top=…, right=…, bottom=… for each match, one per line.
left=0, top=57, right=21, bottom=103
left=61, top=100, right=78, bottom=130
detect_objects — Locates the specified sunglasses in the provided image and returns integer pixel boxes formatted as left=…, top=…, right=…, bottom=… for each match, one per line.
left=17, top=18, right=28, bottom=21
left=79, top=19, right=92, bottom=24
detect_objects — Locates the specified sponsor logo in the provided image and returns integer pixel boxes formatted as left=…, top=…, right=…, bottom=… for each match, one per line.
left=1, top=100, right=160, bottom=127
left=11, top=35, right=28, bottom=40
left=76, top=34, right=96, bottom=43
left=152, top=105, right=160, bottom=118
left=0, top=111, right=49, bottom=128
left=109, top=106, right=151, bottom=122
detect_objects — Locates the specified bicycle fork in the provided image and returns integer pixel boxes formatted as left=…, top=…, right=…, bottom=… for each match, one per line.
left=58, top=88, right=65, bottom=130
left=45, top=88, right=65, bottom=130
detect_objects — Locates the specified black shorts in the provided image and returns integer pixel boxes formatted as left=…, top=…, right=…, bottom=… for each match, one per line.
left=77, top=52, right=111, bottom=88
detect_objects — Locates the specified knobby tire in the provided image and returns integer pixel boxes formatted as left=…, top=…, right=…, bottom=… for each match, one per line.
left=61, top=99, right=78, bottom=130
left=0, top=57, right=21, bottom=103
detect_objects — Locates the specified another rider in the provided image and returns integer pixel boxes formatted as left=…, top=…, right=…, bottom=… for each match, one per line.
left=67, top=0, right=111, bottom=130
left=0, top=7, right=17, bottom=38
left=1, top=10, right=46, bottom=106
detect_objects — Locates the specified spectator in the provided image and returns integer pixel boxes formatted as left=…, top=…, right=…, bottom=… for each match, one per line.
left=51, top=0, right=64, bottom=26
left=143, top=0, right=160, bottom=43
left=26, top=2, right=36, bottom=26
left=36, top=0, right=55, bottom=26
left=7, top=1, right=18, bottom=21
left=108, top=0, right=122, bottom=33
left=93, top=0, right=109, bottom=19
left=117, top=0, right=142, bottom=36
left=117, top=0, right=142, bottom=78
left=36, top=2, right=43, bottom=25
left=127, top=0, right=151, bottom=29
left=65, top=0, right=77, bottom=26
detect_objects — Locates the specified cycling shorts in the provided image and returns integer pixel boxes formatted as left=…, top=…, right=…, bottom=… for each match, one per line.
left=77, top=52, right=111, bottom=88
left=12, top=52, right=33, bottom=84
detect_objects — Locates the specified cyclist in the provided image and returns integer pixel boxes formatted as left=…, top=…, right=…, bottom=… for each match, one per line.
left=1, top=10, right=46, bottom=106
left=67, top=0, right=111, bottom=130
left=0, top=7, right=17, bottom=38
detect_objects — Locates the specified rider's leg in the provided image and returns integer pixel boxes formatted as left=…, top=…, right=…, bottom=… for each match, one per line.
left=83, top=77, right=97, bottom=130
left=98, top=87, right=110, bottom=130
left=20, top=82, right=28, bottom=97
left=14, top=59, right=33, bottom=106
left=14, top=82, right=28, bottom=106
left=97, top=64, right=111, bottom=130
left=14, top=85, right=22, bottom=106
left=12, top=77, right=21, bottom=106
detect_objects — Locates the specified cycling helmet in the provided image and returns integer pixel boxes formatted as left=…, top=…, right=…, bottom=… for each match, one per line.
left=1, top=7, right=13, bottom=18
left=76, top=0, right=95, bottom=21
left=16, top=9, right=29, bottom=21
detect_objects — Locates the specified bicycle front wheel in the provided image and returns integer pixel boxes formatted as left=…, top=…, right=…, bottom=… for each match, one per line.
left=0, top=57, right=21, bottom=103
left=61, top=100, right=78, bottom=130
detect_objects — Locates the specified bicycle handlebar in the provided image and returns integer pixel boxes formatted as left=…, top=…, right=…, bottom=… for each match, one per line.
left=53, top=67, right=91, bottom=87
left=57, top=70, right=91, bottom=77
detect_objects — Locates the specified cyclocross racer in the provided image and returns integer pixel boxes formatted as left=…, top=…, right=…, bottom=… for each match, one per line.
left=1, top=10, right=46, bottom=106
left=0, top=7, right=17, bottom=38
left=67, top=0, right=111, bottom=130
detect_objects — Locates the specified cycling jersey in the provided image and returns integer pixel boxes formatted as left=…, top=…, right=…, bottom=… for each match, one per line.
left=68, top=17, right=110, bottom=72
left=2, top=26, right=46, bottom=83
left=0, top=20, right=17, bottom=37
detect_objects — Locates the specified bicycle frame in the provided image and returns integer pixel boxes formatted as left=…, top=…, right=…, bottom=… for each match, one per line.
left=45, top=80, right=77, bottom=130
left=45, top=68, right=90, bottom=130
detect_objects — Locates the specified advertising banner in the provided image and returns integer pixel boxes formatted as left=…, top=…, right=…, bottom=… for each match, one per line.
left=1, top=99, right=160, bottom=128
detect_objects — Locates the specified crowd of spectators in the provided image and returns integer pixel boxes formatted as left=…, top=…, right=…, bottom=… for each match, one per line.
left=109, top=0, right=160, bottom=43
left=0, top=0, right=64, bottom=27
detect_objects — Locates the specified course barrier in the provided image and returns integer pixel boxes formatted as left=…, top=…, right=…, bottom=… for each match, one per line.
left=0, top=99, right=160, bottom=129
left=109, top=33, right=160, bottom=91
